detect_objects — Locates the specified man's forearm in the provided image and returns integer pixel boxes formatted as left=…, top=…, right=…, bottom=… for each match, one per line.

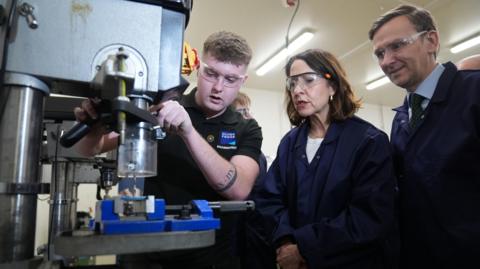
left=215, top=165, right=238, bottom=192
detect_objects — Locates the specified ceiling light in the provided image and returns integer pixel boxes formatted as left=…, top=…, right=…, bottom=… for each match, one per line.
left=366, top=76, right=390, bottom=90
left=49, top=93, right=85, bottom=99
left=256, top=31, right=314, bottom=76
left=450, top=35, right=480, bottom=54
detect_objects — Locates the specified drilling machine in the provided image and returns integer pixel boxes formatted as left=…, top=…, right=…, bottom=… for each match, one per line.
left=0, top=1, right=254, bottom=268
left=0, top=0, right=204, bottom=268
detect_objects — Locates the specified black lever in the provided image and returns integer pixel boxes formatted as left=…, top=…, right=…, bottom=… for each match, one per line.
left=59, top=117, right=98, bottom=148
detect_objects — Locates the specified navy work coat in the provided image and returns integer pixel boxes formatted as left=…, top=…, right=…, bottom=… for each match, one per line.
left=256, top=116, right=397, bottom=268
left=391, top=62, right=480, bottom=268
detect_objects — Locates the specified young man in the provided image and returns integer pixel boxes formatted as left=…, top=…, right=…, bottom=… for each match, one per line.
left=369, top=5, right=480, bottom=268
left=74, top=31, right=262, bottom=268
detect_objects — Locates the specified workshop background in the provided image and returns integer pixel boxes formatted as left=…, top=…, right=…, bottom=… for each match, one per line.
left=33, top=0, right=480, bottom=264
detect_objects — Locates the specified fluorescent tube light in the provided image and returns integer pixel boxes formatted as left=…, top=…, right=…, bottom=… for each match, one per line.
left=450, top=35, right=480, bottom=54
left=50, top=93, right=85, bottom=99
left=256, top=31, right=314, bottom=76
left=366, top=76, right=390, bottom=90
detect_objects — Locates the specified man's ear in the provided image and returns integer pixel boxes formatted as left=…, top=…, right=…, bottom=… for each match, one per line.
left=425, top=31, right=440, bottom=54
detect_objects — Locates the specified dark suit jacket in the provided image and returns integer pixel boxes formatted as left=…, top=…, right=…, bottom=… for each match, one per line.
left=391, top=62, right=480, bottom=268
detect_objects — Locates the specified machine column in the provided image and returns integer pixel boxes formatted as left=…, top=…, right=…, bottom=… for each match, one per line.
left=48, top=161, right=78, bottom=261
left=0, top=72, right=49, bottom=263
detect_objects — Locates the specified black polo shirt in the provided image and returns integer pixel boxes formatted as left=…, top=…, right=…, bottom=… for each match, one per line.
left=145, top=88, right=263, bottom=204
left=141, top=88, right=262, bottom=267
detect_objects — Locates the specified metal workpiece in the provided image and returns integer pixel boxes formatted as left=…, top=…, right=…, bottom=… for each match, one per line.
left=113, top=195, right=154, bottom=216
left=54, top=230, right=215, bottom=257
left=0, top=73, right=47, bottom=263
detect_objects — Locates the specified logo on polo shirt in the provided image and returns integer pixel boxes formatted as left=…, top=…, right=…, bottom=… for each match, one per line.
left=217, top=130, right=237, bottom=150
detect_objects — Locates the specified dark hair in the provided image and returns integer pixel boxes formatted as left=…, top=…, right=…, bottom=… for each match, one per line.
left=284, top=49, right=361, bottom=126
left=368, top=4, right=437, bottom=40
left=203, top=31, right=252, bottom=66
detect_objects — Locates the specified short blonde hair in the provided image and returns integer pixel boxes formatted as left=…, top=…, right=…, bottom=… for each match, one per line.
left=232, top=92, right=251, bottom=108
left=203, top=31, right=252, bottom=66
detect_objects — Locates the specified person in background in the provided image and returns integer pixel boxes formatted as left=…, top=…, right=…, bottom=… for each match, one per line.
left=256, top=49, right=397, bottom=269
left=457, top=54, right=480, bottom=70
left=232, top=91, right=254, bottom=120
left=369, top=4, right=480, bottom=268
left=74, top=31, right=263, bottom=269
left=231, top=92, right=277, bottom=269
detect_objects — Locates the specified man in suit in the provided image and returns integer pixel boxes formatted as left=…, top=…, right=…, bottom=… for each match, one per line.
left=369, top=4, right=480, bottom=269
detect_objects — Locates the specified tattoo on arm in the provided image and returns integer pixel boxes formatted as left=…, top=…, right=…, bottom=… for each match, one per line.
left=216, top=165, right=237, bottom=192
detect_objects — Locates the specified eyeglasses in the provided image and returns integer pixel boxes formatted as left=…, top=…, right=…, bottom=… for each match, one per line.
left=286, top=72, right=332, bottom=92
left=235, top=107, right=251, bottom=118
left=373, top=31, right=428, bottom=61
left=198, top=62, right=246, bottom=88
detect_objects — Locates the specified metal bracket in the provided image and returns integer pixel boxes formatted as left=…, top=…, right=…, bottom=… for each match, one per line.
left=18, top=2, right=38, bottom=29
left=91, top=44, right=148, bottom=97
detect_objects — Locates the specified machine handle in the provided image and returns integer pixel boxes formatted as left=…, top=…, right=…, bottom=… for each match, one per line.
left=59, top=118, right=96, bottom=148
left=208, top=200, right=255, bottom=212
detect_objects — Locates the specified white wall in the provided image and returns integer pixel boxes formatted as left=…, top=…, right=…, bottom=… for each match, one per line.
left=356, top=103, right=396, bottom=137
left=242, top=86, right=396, bottom=159
left=241, top=87, right=291, bottom=159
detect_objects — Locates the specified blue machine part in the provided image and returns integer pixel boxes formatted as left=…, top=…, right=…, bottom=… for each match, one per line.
left=96, top=196, right=166, bottom=235
left=167, top=200, right=220, bottom=231
left=95, top=197, right=220, bottom=235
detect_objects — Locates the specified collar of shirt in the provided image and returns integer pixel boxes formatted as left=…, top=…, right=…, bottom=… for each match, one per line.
left=407, top=63, right=445, bottom=121
left=408, top=63, right=445, bottom=110
left=182, top=87, right=200, bottom=109
left=294, top=119, right=344, bottom=151
left=181, top=87, right=238, bottom=125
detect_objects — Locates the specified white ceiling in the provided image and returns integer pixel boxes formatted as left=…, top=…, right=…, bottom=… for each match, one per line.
left=183, top=0, right=480, bottom=107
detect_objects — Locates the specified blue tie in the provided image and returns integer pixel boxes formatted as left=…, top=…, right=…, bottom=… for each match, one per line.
left=410, top=93, right=425, bottom=129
